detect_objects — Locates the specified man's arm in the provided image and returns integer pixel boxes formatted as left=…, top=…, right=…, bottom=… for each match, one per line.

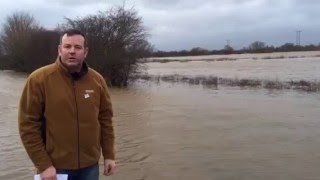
left=98, top=77, right=115, bottom=160
left=18, top=75, right=53, bottom=172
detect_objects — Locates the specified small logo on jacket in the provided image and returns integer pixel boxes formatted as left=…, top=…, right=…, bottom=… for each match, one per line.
left=84, top=94, right=90, bottom=98
left=85, top=90, right=94, bottom=93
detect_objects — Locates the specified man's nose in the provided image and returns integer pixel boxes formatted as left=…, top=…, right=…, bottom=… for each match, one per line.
left=69, top=47, right=76, bottom=53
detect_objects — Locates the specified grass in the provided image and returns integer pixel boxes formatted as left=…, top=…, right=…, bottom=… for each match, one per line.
left=288, top=80, right=320, bottom=91
left=139, top=57, right=237, bottom=63
left=131, top=74, right=320, bottom=92
left=261, top=56, right=285, bottom=60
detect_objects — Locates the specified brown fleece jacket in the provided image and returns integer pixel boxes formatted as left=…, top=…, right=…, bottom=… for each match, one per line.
left=18, top=58, right=115, bottom=172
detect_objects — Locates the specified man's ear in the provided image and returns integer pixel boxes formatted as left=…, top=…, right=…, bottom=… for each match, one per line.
left=84, top=47, right=89, bottom=58
left=58, top=45, right=62, bottom=56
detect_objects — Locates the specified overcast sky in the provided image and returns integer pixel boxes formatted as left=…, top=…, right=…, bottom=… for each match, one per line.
left=0, top=0, right=319, bottom=51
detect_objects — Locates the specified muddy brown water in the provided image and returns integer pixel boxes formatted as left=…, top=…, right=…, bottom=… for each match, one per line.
left=1, top=58, right=320, bottom=180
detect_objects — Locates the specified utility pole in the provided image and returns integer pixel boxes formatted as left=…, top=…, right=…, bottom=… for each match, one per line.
left=226, top=39, right=230, bottom=46
left=296, top=30, right=302, bottom=46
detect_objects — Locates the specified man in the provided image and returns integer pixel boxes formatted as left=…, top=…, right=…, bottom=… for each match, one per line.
left=18, top=29, right=116, bottom=180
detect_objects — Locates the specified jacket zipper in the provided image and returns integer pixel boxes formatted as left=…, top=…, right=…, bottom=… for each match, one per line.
left=72, top=79, right=80, bottom=169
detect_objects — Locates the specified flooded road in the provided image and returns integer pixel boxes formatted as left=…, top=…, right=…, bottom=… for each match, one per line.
left=1, top=64, right=320, bottom=179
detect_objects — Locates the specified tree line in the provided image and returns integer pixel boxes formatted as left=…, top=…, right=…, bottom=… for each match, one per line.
left=151, top=41, right=320, bottom=57
left=0, top=7, right=152, bottom=87
left=1, top=7, right=320, bottom=86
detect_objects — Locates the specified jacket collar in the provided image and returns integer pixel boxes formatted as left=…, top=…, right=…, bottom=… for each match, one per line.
left=55, top=56, right=88, bottom=80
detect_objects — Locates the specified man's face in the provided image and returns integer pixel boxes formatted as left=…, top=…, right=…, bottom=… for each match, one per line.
left=58, top=34, right=88, bottom=71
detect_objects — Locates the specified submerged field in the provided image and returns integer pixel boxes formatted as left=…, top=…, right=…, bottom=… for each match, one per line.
left=1, top=51, right=320, bottom=179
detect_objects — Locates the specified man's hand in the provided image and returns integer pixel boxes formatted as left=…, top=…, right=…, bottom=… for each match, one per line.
left=40, top=166, right=57, bottom=180
left=104, top=159, right=116, bottom=176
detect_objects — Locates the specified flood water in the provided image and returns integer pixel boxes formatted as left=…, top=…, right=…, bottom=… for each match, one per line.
left=146, top=57, right=320, bottom=81
left=1, top=55, right=320, bottom=180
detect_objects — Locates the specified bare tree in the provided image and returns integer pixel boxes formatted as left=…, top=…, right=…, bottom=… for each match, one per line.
left=60, top=6, right=152, bottom=87
left=0, top=12, right=42, bottom=71
left=249, top=41, right=266, bottom=52
left=223, top=44, right=234, bottom=54
left=23, top=30, right=60, bottom=72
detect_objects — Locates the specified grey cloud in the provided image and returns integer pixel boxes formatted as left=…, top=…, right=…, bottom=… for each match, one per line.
left=139, top=0, right=320, bottom=50
left=1, top=0, right=320, bottom=50
left=45, top=0, right=106, bottom=6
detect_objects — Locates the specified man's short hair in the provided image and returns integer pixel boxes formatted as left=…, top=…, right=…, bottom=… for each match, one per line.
left=60, top=29, right=87, bottom=47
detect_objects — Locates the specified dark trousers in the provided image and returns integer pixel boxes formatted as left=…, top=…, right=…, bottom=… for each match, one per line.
left=56, top=163, right=99, bottom=180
